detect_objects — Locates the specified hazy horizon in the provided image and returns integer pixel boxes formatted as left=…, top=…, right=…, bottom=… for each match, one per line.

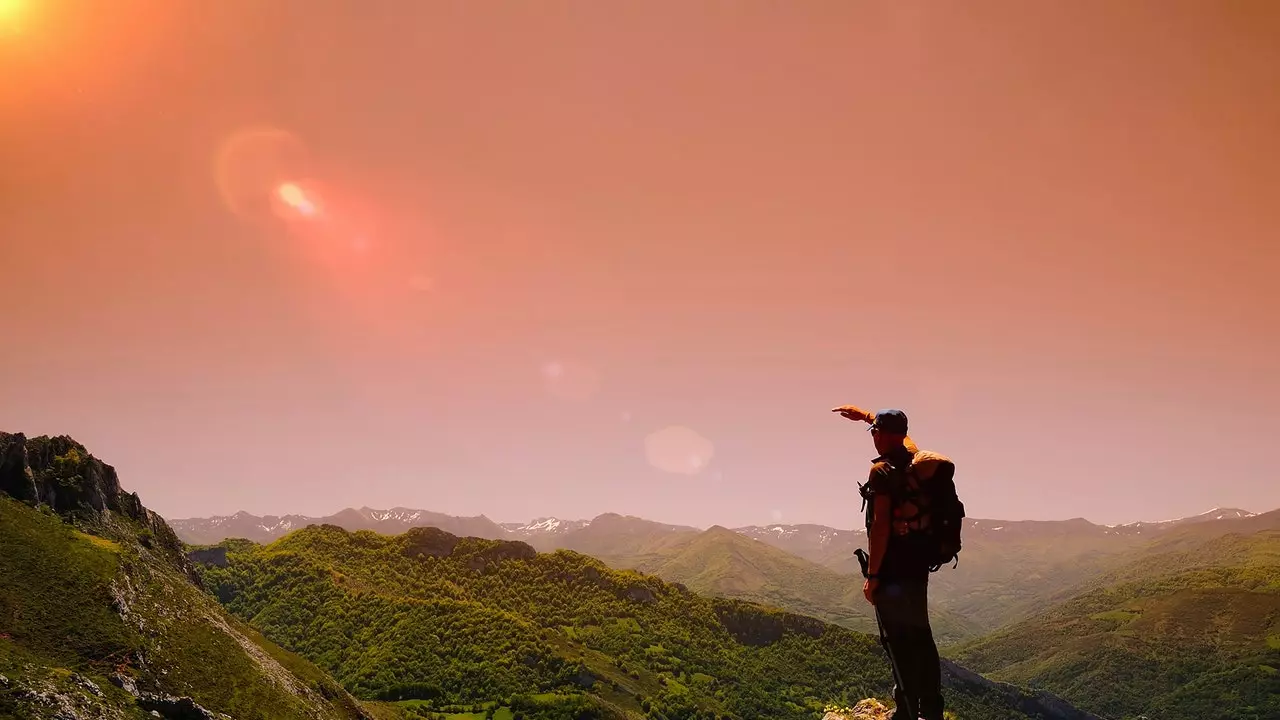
left=165, top=500, right=1271, bottom=531
left=4, top=1, right=1278, bottom=530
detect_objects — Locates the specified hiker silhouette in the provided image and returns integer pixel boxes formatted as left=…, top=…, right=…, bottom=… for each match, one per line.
left=834, top=405, right=962, bottom=720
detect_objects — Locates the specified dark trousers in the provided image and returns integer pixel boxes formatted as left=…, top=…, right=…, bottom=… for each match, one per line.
left=874, top=578, right=943, bottom=720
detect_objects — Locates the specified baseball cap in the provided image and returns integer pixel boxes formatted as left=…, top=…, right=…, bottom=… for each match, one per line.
left=868, top=408, right=909, bottom=435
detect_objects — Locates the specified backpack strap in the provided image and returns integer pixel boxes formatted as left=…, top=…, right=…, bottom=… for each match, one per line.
left=886, top=461, right=927, bottom=529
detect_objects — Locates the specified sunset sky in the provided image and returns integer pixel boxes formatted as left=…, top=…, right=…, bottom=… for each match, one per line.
left=3, top=1, right=1277, bottom=528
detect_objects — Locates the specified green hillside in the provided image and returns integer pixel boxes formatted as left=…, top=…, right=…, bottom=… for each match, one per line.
left=747, top=513, right=1280, bottom=636
left=952, top=530, right=1280, bottom=720
left=197, top=524, right=1093, bottom=720
left=603, top=526, right=980, bottom=645
left=0, top=433, right=372, bottom=720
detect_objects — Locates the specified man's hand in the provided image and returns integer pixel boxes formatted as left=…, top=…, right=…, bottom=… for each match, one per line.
left=863, top=577, right=879, bottom=605
left=832, top=405, right=875, bottom=424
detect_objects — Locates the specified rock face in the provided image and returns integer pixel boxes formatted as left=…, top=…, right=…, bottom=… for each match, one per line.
left=1, top=430, right=376, bottom=720
left=0, top=432, right=194, bottom=580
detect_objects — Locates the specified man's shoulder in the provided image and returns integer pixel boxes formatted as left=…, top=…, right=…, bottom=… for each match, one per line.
left=866, top=460, right=900, bottom=493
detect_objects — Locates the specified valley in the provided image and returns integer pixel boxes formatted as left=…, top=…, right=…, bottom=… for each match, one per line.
left=174, top=505, right=1272, bottom=637
left=6, top=431, right=1277, bottom=720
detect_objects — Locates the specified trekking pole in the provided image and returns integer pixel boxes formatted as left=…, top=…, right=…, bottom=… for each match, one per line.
left=856, top=548, right=919, bottom=720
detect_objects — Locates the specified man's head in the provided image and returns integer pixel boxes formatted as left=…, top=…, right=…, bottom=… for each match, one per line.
left=869, top=408, right=910, bottom=456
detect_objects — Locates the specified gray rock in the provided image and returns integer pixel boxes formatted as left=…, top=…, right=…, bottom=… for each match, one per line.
left=109, top=672, right=139, bottom=697
left=70, top=673, right=103, bottom=697
left=137, top=692, right=222, bottom=720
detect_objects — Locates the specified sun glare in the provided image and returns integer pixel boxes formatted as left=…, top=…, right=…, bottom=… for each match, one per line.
left=276, top=182, right=317, bottom=217
left=0, top=0, right=26, bottom=28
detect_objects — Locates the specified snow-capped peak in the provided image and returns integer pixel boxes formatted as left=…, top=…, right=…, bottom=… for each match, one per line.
left=502, top=517, right=591, bottom=536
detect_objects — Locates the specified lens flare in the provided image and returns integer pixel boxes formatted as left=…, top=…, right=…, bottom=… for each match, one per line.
left=541, top=359, right=600, bottom=401
left=276, top=182, right=317, bottom=217
left=213, top=126, right=311, bottom=222
left=644, top=425, right=715, bottom=476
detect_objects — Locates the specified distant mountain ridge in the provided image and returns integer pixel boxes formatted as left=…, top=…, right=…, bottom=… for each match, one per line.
left=173, top=504, right=1275, bottom=637
left=172, top=506, right=1260, bottom=547
left=172, top=506, right=510, bottom=545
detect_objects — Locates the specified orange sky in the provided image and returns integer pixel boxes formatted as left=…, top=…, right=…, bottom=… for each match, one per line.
left=2, top=1, right=1278, bottom=527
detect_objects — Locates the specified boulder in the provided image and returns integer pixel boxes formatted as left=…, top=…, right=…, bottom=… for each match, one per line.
left=823, top=698, right=893, bottom=720
left=136, top=692, right=222, bottom=720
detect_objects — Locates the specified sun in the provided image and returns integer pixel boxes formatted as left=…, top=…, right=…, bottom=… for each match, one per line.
left=276, top=181, right=318, bottom=218
left=0, top=0, right=25, bottom=24
left=0, top=0, right=37, bottom=38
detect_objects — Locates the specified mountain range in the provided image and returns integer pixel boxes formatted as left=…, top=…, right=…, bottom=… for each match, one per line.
left=173, top=507, right=1258, bottom=549
left=172, top=505, right=1267, bottom=634
left=1, top=431, right=1100, bottom=720
left=171, top=496, right=1280, bottom=719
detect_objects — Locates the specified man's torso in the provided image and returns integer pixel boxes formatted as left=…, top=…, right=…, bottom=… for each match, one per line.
left=867, top=453, right=933, bottom=583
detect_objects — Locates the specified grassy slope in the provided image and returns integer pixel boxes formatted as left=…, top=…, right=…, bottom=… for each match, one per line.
left=0, top=495, right=370, bottom=720
left=777, top=513, right=1280, bottom=635
left=952, top=530, right=1280, bottom=720
left=602, top=526, right=980, bottom=645
left=199, top=524, right=1079, bottom=720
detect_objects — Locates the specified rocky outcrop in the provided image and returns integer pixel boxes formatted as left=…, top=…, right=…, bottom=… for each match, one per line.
left=1, top=431, right=376, bottom=720
left=0, top=431, right=38, bottom=502
left=109, top=672, right=139, bottom=696
left=822, top=698, right=894, bottom=720
left=0, top=432, right=195, bottom=581
left=137, top=692, right=229, bottom=720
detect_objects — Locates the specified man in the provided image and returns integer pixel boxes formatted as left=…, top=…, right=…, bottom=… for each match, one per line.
left=832, top=404, right=949, bottom=720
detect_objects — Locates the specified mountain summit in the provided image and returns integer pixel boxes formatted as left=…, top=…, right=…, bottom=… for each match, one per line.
left=0, top=432, right=372, bottom=720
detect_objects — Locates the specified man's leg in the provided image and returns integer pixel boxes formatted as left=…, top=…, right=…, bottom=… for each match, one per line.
left=873, top=605, right=911, bottom=717
left=875, top=582, right=922, bottom=719
left=907, top=580, right=943, bottom=720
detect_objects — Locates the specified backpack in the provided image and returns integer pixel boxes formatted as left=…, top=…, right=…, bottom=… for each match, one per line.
left=860, top=451, right=966, bottom=573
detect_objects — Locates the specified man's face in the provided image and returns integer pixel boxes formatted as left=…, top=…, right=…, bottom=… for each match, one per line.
left=871, top=428, right=905, bottom=455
